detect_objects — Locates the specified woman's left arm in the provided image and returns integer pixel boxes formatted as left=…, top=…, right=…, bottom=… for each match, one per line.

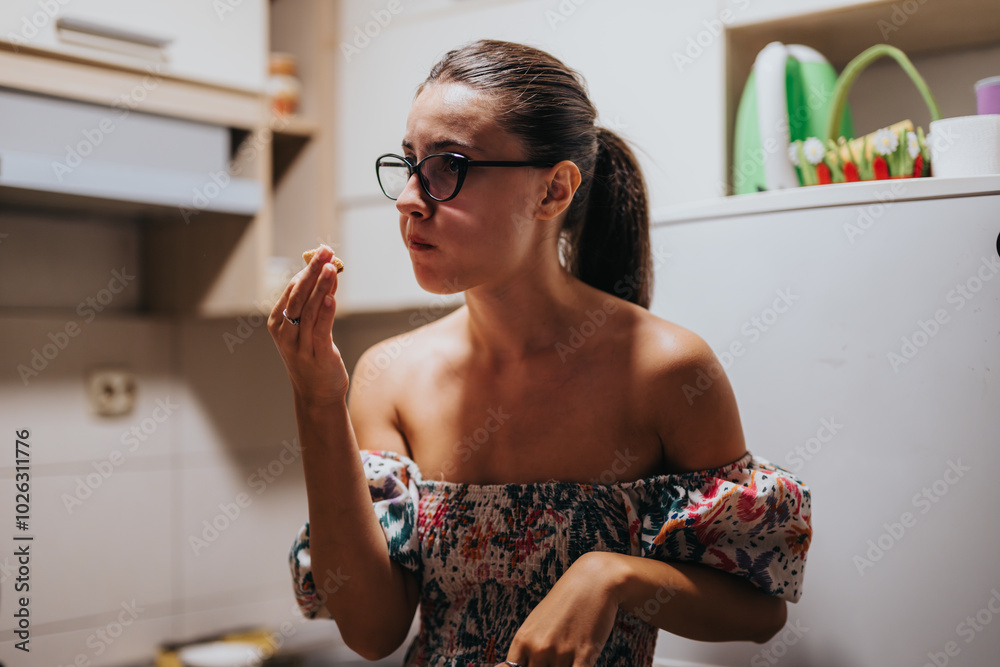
left=501, top=550, right=785, bottom=666
left=600, top=551, right=787, bottom=643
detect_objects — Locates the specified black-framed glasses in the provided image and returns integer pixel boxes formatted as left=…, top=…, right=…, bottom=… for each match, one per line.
left=375, top=152, right=555, bottom=202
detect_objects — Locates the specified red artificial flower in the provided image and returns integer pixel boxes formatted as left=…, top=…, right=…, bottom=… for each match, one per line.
left=843, top=162, right=860, bottom=182
left=873, top=156, right=890, bottom=180
left=816, top=163, right=832, bottom=185
left=913, top=153, right=924, bottom=177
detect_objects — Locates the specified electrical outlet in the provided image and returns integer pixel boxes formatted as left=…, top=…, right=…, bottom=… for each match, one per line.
left=86, top=367, right=137, bottom=417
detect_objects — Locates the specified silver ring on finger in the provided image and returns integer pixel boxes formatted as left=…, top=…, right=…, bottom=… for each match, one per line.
left=282, top=308, right=301, bottom=326
left=503, top=662, right=522, bottom=667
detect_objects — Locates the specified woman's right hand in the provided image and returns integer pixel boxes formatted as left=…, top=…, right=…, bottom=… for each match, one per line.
left=267, top=245, right=350, bottom=407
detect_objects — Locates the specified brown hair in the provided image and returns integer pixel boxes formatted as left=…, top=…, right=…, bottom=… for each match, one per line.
left=416, top=39, right=653, bottom=309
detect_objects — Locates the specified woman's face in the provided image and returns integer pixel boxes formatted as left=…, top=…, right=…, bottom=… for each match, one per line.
left=395, top=81, right=551, bottom=295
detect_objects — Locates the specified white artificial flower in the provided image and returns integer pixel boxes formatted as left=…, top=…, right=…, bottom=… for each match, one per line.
left=907, top=131, right=920, bottom=159
left=873, top=128, right=899, bottom=156
left=788, top=142, right=801, bottom=167
left=803, top=137, right=825, bottom=165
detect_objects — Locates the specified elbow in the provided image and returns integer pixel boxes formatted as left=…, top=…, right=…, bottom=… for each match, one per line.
left=750, top=597, right=788, bottom=644
left=350, top=642, right=393, bottom=663
left=336, top=606, right=413, bottom=661
left=341, top=626, right=400, bottom=662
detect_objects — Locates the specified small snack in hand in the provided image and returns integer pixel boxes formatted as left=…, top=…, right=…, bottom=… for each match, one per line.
left=302, top=247, right=344, bottom=273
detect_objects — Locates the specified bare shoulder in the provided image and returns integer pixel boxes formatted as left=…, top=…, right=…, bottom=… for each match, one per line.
left=346, top=313, right=453, bottom=458
left=630, top=308, right=748, bottom=473
left=346, top=329, right=424, bottom=459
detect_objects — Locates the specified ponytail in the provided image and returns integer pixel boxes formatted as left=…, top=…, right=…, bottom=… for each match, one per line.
left=419, top=40, right=653, bottom=309
left=563, top=127, right=653, bottom=309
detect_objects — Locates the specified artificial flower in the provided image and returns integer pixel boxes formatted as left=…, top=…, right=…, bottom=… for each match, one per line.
left=816, top=163, right=832, bottom=185
left=787, top=143, right=801, bottom=167
left=803, top=137, right=825, bottom=165
left=872, top=128, right=899, bottom=156
left=873, top=156, right=890, bottom=180
left=907, top=131, right=920, bottom=159
left=843, top=162, right=860, bottom=182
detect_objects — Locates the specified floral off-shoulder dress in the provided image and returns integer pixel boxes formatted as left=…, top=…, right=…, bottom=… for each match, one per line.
left=289, top=450, right=812, bottom=667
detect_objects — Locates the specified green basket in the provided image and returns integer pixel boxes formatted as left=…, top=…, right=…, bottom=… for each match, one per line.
left=792, top=44, right=943, bottom=185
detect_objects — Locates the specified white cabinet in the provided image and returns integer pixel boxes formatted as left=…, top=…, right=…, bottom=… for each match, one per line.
left=0, top=0, right=266, bottom=92
left=649, top=176, right=1000, bottom=665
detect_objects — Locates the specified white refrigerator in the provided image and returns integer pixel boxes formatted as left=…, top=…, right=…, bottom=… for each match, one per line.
left=646, top=175, right=1000, bottom=666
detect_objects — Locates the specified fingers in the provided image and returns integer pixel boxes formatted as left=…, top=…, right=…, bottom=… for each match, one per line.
left=268, top=246, right=337, bottom=334
left=312, top=277, right=339, bottom=363
left=268, top=276, right=298, bottom=333
left=299, top=261, right=339, bottom=354
left=284, top=245, right=336, bottom=322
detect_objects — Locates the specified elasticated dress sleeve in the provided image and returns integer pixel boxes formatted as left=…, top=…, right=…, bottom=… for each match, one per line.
left=626, top=452, right=812, bottom=603
left=288, top=449, right=423, bottom=619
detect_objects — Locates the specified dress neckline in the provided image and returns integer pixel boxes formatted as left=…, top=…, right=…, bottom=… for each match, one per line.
left=363, top=449, right=757, bottom=490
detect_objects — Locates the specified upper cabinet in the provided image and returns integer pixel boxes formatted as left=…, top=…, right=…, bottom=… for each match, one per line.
left=0, top=0, right=267, bottom=92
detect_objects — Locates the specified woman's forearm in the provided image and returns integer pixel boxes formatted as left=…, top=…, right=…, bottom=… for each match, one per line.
left=603, top=552, right=787, bottom=643
left=294, top=396, right=418, bottom=659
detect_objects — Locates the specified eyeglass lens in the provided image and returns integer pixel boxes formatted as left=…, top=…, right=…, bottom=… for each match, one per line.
left=377, top=154, right=462, bottom=200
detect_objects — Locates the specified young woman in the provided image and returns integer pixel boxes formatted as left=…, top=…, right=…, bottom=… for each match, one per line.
left=271, top=40, right=811, bottom=667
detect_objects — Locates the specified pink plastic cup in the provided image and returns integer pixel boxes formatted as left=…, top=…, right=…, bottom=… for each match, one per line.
left=976, top=76, right=1000, bottom=115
